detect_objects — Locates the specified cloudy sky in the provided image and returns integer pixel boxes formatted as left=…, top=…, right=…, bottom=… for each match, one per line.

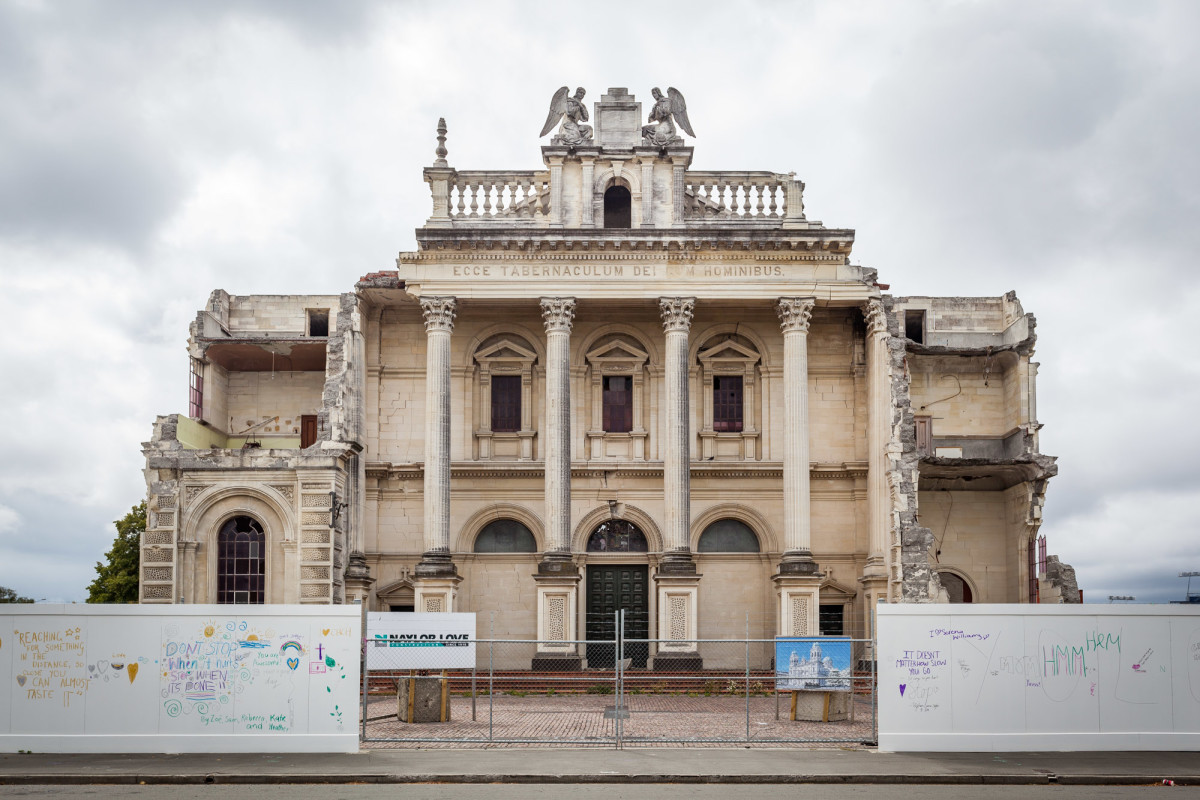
left=1, top=0, right=1197, bottom=604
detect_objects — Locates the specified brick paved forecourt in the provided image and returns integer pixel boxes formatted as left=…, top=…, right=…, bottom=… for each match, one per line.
left=364, top=693, right=875, bottom=747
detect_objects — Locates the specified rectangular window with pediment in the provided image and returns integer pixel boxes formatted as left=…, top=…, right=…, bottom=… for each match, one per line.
left=491, top=375, right=521, bottom=433
left=602, top=375, right=633, bottom=433
left=713, top=375, right=743, bottom=432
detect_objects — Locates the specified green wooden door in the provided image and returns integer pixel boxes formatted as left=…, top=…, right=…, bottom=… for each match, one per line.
left=585, top=565, right=649, bottom=668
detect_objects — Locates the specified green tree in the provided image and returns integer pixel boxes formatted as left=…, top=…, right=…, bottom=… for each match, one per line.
left=0, top=586, right=35, bottom=603
left=87, top=501, right=145, bottom=603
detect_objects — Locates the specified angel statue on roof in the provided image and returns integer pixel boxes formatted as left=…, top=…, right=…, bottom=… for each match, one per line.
left=642, top=87, right=695, bottom=147
left=539, top=86, right=593, bottom=146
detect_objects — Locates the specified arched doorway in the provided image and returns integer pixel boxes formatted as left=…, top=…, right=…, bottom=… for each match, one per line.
left=939, top=571, right=974, bottom=603
left=603, top=185, right=631, bottom=229
left=585, top=520, right=649, bottom=667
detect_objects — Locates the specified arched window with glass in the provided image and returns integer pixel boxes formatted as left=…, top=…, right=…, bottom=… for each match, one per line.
left=473, top=519, right=538, bottom=553
left=217, top=516, right=266, bottom=604
left=697, top=518, right=761, bottom=553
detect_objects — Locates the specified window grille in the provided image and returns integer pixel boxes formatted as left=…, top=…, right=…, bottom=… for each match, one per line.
left=713, top=375, right=744, bottom=432
left=602, top=375, right=633, bottom=432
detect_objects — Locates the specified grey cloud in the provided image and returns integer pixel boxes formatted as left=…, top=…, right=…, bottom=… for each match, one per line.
left=0, top=126, right=183, bottom=253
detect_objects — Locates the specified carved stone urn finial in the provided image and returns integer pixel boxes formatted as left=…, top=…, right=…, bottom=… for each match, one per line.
left=434, top=118, right=448, bottom=167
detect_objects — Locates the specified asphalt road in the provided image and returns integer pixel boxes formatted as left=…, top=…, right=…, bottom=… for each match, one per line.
left=3, top=786, right=1197, bottom=799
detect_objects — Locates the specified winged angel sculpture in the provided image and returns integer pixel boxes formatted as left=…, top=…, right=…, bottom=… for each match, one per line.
left=539, top=86, right=593, bottom=146
left=642, top=87, right=695, bottom=146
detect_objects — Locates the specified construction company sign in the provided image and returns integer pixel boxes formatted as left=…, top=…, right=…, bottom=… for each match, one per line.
left=366, top=612, right=477, bottom=670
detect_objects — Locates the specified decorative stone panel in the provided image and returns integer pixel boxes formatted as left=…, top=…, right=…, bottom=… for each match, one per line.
left=302, top=547, right=330, bottom=562
left=143, top=585, right=172, bottom=599
left=301, top=566, right=331, bottom=580
left=791, top=597, right=810, bottom=636
left=668, top=595, right=688, bottom=640
left=301, top=583, right=330, bottom=599
left=301, top=511, right=330, bottom=526
left=155, top=494, right=176, bottom=510
left=268, top=484, right=295, bottom=503
left=424, top=597, right=444, bottom=613
left=301, top=530, right=331, bottom=544
left=144, top=531, right=173, bottom=546
left=546, top=596, right=566, bottom=641
left=143, top=567, right=172, bottom=582
left=302, top=494, right=329, bottom=508
left=144, top=549, right=174, bottom=563
left=155, top=511, right=175, bottom=527
left=184, top=485, right=205, bottom=504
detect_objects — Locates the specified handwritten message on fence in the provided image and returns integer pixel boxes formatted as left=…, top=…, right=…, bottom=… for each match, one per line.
left=877, top=606, right=1200, bottom=752
left=0, top=606, right=361, bottom=753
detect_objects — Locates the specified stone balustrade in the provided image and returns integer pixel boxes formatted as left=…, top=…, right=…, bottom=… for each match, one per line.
left=424, top=167, right=805, bottom=228
left=446, top=171, right=551, bottom=221
left=683, top=171, right=803, bottom=224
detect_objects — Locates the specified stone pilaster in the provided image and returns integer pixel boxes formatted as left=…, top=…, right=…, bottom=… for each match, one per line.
left=860, top=298, right=890, bottom=653
left=640, top=159, right=655, bottom=227
left=653, top=297, right=701, bottom=670
left=774, top=297, right=819, bottom=636
left=415, top=297, right=459, bottom=607
left=548, top=156, right=564, bottom=228
left=580, top=159, right=595, bottom=227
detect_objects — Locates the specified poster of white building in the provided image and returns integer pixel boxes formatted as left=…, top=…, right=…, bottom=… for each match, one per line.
left=775, top=637, right=852, bottom=692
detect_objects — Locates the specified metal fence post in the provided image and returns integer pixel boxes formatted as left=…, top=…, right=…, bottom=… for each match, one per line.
left=745, top=611, right=751, bottom=742
left=871, top=635, right=878, bottom=743
left=360, top=598, right=369, bottom=743
left=488, top=611, right=494, bottom=743
left=615, top=608, right=623, bottom=749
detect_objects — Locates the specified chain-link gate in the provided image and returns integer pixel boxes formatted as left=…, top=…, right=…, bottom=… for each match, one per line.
left=362, top=611, right=876, bottom=747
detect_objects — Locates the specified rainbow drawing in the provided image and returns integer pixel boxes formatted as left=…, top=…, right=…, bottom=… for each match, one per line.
left=279, top=640, right=305, bottom=657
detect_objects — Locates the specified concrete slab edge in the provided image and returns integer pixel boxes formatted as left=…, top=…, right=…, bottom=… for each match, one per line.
left=1, top=773, right=1197, bottom=786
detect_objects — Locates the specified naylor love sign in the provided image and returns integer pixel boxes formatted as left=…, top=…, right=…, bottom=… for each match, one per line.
left=366, top=612, right=477, bottom=670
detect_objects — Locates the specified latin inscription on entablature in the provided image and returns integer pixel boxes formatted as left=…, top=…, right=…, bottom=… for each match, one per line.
left=450, top=264, right=787, bottom=279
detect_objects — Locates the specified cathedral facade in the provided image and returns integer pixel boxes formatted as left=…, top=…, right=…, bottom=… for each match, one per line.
left=139, top=88, right=1072, bottom=668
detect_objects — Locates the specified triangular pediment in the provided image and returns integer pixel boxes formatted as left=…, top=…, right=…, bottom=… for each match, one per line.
left=818, top=576, right=858, bottom=602
left=699, top=339, right=760, bottom=363
left=586, top=339, right=649, bottom=364
left=475, top=338, right=537, bottom=363
left=375, top=578, right=414, bottom=601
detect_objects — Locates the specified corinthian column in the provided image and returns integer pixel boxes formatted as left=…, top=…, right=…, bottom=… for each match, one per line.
left=414, top=297, right=459, bottom=611
left=652, top=297, right=701, bottom=671
left=773, top=297, right=820, bottom=638
left=533, top=297, right=582, bottom=670
left=539, top=297, right=576, bottom=569
left=776, top=297, right=818, bottom=574
left=659, top=297, right=696, bottom=573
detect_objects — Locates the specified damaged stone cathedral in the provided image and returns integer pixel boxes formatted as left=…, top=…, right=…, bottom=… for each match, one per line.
left=139, top=87, right=1077, bottom=668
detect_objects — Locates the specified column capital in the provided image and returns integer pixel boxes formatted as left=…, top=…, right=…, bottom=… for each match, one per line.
left=540, top=297, right=577, bottom=333
left=863, top=299, right=887, bottom=337
left=776, top=297, right=815, bottom=334
left=420, top=296, right=457, bottom=333
left=659, top=297, right=696, bottom=333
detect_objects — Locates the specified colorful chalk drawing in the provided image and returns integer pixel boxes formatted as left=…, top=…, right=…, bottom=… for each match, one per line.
left=1, top=609, right=361, bottom=752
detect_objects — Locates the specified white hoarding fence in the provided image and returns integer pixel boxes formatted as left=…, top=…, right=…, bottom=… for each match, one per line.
left=366, top=612, right=477, bottom=670
left=877, top=604, right=1200, bottom=752
left=0, top=605, right=361, bottom=753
